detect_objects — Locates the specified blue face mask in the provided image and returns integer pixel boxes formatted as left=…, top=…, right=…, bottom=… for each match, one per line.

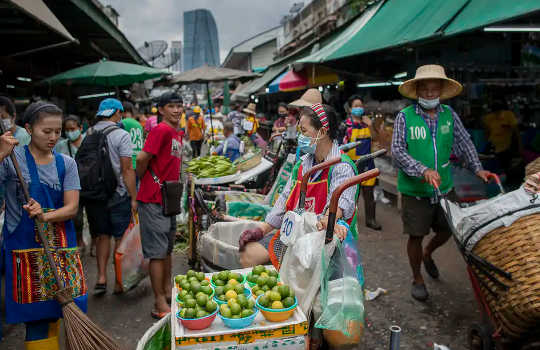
left=297, top=131, right=320, bottom=155
left=351, top=107, right=364, bottom=117
left=66, top=130, right=81, bottom=142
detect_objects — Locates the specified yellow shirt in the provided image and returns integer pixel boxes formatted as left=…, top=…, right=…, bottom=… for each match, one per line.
left=483, top=110, right=518, bottom=153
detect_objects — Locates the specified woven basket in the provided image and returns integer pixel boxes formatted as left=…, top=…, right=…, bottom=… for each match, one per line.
left=525, top=157, right=540, bottom=178
left=235, top=152, right=262, bottom=172
left=471, top=213, right=540, bottom=338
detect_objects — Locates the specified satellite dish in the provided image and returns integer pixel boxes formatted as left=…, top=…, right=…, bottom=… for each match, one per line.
left=153, top=53, right=180, bottom=69
left=289, top=2, right=304, bottom=13
left=137, top=40, right=168, bottom=61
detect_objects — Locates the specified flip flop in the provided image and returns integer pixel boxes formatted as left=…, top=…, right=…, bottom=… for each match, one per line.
left=151, top=310, right=170, bottom=320
left=93, top=283, right=107, bottom=296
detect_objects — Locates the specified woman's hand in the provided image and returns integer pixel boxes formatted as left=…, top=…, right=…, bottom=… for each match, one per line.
left=0, top=131, right=18, bottom=160
left=23, top=198, right=44, bottom=221
left=316, top=215, right=328, bottom=231
left=316, top=216, right=348, bottom=241
left=238, top=227, right=264, bottom=252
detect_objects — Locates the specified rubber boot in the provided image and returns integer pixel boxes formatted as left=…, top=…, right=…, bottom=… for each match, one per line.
left=363, top=186, right=382, bottom=230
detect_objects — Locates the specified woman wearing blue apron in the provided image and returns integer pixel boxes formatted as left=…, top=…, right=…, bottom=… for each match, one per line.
left=0, top=102, right=87, bottom=349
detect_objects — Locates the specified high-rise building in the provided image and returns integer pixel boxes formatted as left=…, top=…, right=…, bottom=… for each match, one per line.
left=183, top=9, right=219, bottom=71
left=171, top=41, right=182, bottom=72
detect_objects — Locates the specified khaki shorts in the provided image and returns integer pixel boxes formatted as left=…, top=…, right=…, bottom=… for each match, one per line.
left=401, top=192, right=455, bottom=237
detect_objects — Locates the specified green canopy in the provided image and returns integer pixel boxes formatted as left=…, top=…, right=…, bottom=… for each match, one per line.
left=445, top=0, right=540, bottom=36
left=42, top=59, right=170, bottom=86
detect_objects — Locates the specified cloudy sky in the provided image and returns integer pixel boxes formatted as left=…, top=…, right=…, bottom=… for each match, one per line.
left=102, top=0, right=299, bottom=63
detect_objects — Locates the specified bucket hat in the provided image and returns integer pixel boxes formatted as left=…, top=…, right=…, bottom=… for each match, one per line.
left=289, top=88, right=322, bottom=107
left=243, top=103, right=257, bottom=115
left=398, top=64, right=462, bottom=100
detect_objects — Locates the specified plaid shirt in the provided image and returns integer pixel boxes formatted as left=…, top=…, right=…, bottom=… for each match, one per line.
left=391, top=104, right=482, bottom=178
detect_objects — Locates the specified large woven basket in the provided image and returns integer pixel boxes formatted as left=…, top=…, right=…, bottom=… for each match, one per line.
left=471, top=213, right=540, bottom=338
left=234, top=152, right=262, bottom=172
left=525, top=157, right=540, bottom=178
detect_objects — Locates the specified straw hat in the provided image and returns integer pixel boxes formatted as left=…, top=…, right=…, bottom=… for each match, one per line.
left=398, top=64, right=463, bottom=100
left=289, top=88, right=322, bottom=107
left=243, top=102, right=257, bottom=115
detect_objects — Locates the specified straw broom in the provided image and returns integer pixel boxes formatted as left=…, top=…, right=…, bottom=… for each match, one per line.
left=0, top=122, right=125, bottom=350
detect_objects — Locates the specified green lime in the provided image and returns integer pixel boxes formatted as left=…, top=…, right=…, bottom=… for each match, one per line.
left=230, top=272, right=242, bottom=282
left=196, top=310, right=207, bottom=318
left=247, top=273, right=257, bottom=283
left=201, top=280, right=210, bottom=287
left=174, top=275, right=185, bottom=284
left=189, top=277, right=198, bottom=283
left=184, top=308, right=195, bottom=319
left=251, top=286, right=259, bottom=294
left=258, top=295, right=270, bottom=308
left=185, top=298, right=197, bottom=308
left=268, top=270, right=278, bottom=278
left=201, top=286, right=213, bottom=296
left=289, top=288, right=295, bottom=298
left=231, top=315, right=241, bottom=319
left=236, top=294, right=248, bottom=308
left=247, top=299, right=255, bottom=309
left=196, top=294, right=208, bottom=307
left=230, top=303, right=242, bottom=315
left=282, top=296, right=295, bottom=308
left=180, top=281, right=190, bottom=291
left=267, top=277, right=277, bottom=288
left=270, top=291, right=281, bottom=302
left=215, top=286, right=224, bottom=296
left=272, top=286, right=279, bottom=292
left=218, top=271, right=229, bottom=281
left=262, top=285, right=270, bottom=292
left=218, top=295, right=226, bottom=301
left=187, top=270, right=196, bottom=278
left=257, top=276, right=268, bottom=287
left=191, top=282, right=201, bottom=294
left=278, top=285, right=290, bottom=299
left=255, top=290, right=264, bottom=296
left=219, top=304, right=229, bottom=314
left=196, top=271, right=205, bottom=282
left=234, top=284, right=244, bottom=295
left=206, top=300, right=217, bottom=313
left=241, top=309, right=254, bottom=318
left=224, top=284, right=233, bottom=293
left=179, top=308, right=186, bottom=318
left=178, top=290, right=189, bottom=300
left=215, top=279, right=225, bottom=287
left=211, top=274, right=219, bottom=282
left=253, top=265, right=265, bottom=275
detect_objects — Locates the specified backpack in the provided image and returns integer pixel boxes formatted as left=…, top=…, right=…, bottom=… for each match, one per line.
left=75, top=125, right=119, bottom=201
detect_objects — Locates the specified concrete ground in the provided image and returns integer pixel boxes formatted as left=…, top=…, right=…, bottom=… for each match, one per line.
left=1, top=199, right=480, bottom=349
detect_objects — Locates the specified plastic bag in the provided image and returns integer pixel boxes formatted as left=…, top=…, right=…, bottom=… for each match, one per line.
left=316, top=238, right=365, bottom=339
left=136, top=313, right=171, bottom=350
left=114, top=219, right=149, bottom=292
left=226, top=201, right=272, bottom=221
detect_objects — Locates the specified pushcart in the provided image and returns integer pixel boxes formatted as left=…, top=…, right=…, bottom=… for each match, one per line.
left=435, top=176, right=540, bottom=350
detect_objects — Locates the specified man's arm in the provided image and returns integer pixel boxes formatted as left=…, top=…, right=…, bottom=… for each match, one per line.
left=391, top=112, right=428, bottom=177
left=121, top=156, right=138, bottom=215
left=136, top=151, right=153, bottom=179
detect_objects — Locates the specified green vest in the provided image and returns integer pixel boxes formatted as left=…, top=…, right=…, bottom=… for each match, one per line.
left=397, top=105, right=454, bottom=197
left=121, top=118, right=143, bottom=169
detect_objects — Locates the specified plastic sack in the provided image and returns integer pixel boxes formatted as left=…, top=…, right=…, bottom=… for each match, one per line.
left=114, top=219, right=149, bottom=292
left=215, top=191, right=267, bottom=204
left=342, top=221, right=365, bottom=288
left=452, top=165, right=487, bottom=202
left=136, top=313, right=171, bottom=350
left=316, top=239, right=365, bottom=340
left=226, top=201, right=272, bottom=221
left=280, top=212, right=336, bottom=317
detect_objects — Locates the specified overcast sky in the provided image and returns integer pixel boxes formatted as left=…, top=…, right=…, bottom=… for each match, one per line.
left=102, top=0, right=299, bottom=63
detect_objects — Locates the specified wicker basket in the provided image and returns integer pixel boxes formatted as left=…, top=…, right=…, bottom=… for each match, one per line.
left=525, top=157, right=540, bottom=178
left=471, top=213, right=540, bottom=338
left=234, top=152, right=262, bottom=172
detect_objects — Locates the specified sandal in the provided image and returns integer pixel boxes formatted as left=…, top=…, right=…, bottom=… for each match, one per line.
left=151, top=310, right=170, bottom=320
left=93, top=283, right=107, bottom=296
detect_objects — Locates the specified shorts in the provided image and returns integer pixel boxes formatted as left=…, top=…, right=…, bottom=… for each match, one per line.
left=139, top=201, right=176, bottom=259
left=85, top=193, right=132, bottom=239
left=401, top=192, right=456, bottom=237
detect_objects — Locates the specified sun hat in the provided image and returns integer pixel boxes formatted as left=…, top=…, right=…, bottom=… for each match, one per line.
left=193, top=106, right=201, bottom=114
left=398, top=64, right=463, bottom=100
left=96, top=98, right=124, bottom=118
left=243, top=102, right=257, bottom=115
left=289, top=88, right=322, bottom=107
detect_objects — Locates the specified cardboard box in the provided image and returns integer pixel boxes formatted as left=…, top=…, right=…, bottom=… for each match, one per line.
left=172, top=268, right=308, bottom=349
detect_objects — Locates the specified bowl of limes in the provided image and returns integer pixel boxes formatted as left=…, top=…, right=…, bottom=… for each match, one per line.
left=255, top=284, right=297, bottom=322
left=218, top=296, right=258, bottom=329
left=213, top=283, right=252, bottom=305
left=210, top=270, right=246, bottom=288
left=175, top=279, right=214, bottom=309
left=176, top=296, right=219, bottom=330
left=175, top=270, right=210, bottom=290
left=246, top=265, right=279, bottom=290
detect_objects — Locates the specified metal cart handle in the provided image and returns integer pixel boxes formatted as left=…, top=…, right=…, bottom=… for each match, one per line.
left=325, top=168, right=380, bottom=243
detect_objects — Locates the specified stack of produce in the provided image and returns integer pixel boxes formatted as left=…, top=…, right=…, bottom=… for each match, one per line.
left=211, top=270, right=245, bottom=287
left=247, top=265, right=279, bottom=297
left=255, top=283, right=298, bottom=322
left=187, top=155, right=236, bottom=178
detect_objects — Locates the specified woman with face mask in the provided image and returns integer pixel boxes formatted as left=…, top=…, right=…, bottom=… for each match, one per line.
left=343, top=95, right=381, bottom=230
left=238, top=103, right=360, bottom=269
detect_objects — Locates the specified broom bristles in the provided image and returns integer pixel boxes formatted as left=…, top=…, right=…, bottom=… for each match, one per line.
left=57, top=288, right=126, bottom=350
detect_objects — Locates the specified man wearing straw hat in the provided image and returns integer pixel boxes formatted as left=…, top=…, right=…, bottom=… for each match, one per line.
left=392, top=64, right=490, bottom=301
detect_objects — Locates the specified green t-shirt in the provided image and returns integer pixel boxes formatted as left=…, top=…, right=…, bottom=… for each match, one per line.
left=121, top=118, right=143, bottom=169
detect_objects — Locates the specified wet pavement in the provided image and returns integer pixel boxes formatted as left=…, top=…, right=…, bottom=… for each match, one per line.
left=1, top=199, right=479, bottom=349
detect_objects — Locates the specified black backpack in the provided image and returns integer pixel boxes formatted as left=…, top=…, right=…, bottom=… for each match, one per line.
left=75, top=125, right=119, bottom=201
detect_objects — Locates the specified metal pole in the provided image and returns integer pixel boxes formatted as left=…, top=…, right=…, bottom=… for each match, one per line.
left=389, top=325, right=401, bottom=350
left=206, top=82, right=215, bottom=143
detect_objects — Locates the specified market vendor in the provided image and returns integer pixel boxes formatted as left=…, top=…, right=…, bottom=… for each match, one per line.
left=238, top=103, right=359, bottom=268
left=0, top=101, right=86, bottom=349
left=392, top=64, right=490, bottom=302
left=343, top=95, right=381, bottom=231
left=242, top=102, right=267, bottom=149
left=213, top=121, right=242, bottom=162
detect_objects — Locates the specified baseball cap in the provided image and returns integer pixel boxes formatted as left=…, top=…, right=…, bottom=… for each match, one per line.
left=96, top=98, right=124, bottom=118
left=158, top=92, right=183, bottom=107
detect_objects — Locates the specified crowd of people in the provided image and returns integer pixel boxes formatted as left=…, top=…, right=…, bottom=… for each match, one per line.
left=0, top=64, right=539, bottom=349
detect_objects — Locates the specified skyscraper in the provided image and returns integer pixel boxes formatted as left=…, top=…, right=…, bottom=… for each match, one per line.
left=170, top=41, right=182, bottom=72
left=183, top=9, right=220, bottom=71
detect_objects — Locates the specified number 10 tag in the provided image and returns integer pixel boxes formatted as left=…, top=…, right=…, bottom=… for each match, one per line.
left=280, top=211, right=303, bottom=246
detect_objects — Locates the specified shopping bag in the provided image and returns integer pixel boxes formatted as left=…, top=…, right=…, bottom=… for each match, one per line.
left=316, top=238, right=365, bottom=342
left=114, top=217, right=149, bottom=292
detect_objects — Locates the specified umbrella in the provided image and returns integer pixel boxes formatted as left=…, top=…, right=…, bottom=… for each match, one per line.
left=268, top=69, right=308, bottom=93
left=168, top=65, right=260, bottom=142
left=41, top=59, right=171, bottom=86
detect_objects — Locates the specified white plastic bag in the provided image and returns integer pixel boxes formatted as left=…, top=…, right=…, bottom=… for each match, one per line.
left=114, top=220, right=149, bottom=292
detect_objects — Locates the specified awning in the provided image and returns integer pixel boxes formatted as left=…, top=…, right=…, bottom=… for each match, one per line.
left=444, top=0, right=540, bottom=36
left=268, top=70, right=308, bottom=93
left=9, top=0, right=76, bottom=42
left=306, top=65, right=339, bottom=86
left=231, top=63, right=288, bottom=100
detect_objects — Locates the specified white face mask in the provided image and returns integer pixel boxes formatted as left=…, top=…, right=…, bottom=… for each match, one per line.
left=418, top=97, right=440, bottom=110
left=2, top=118, right=12, bottom=131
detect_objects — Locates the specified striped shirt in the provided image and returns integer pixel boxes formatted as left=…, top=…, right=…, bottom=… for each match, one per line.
left=265, top=142, right=357, bottom=229
left=391, top=104, right=482, bottom=178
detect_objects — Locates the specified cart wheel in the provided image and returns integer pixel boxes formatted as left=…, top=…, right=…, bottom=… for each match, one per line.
left=469, top=323, right=494, bottom=350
